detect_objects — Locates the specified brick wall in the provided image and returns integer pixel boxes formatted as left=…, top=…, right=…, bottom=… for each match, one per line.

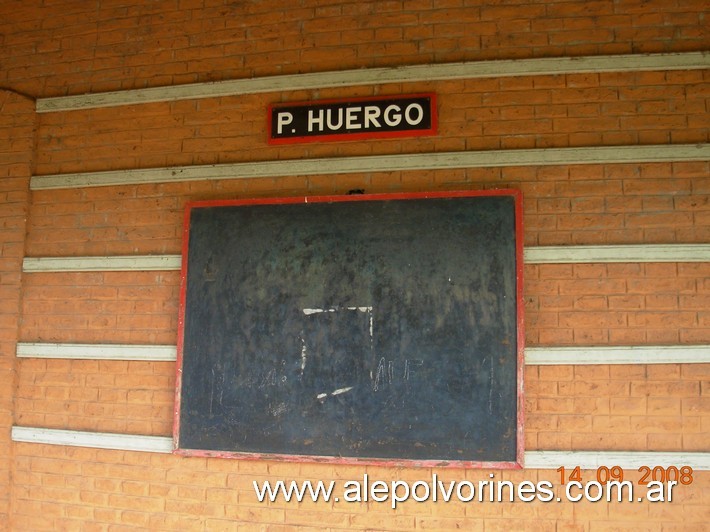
left=1, top=0, right=707, bottom=96
left=1, top=0, right=709, bottom=529
left=0, top=91, right=35, bottom=529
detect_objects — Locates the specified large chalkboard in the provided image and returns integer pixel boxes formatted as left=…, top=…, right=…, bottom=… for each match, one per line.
left=174, top=190, right=524, bottom=467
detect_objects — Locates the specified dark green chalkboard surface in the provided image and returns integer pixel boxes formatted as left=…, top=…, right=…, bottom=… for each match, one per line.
left=174, top=190, right=524, bottom=468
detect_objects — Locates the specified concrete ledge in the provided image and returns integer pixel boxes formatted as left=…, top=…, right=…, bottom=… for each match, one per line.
left=21, top=245, right=710, bottom=273
left=16, top=342, right=710, bottom=364
left=16, top=342, right=177, bottom=361
left=36, top=52, right=710, bottom=112
left=12, top=426, right=709, bottom=470
left=22, top=255, right=182, bottom=272
left=30, top=144, right=710, bottom=190
left=525, top=345, right=710, bottom=365
left=11, top=426, right=173, bottom=454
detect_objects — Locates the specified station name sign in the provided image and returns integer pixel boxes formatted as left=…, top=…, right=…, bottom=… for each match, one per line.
left=268, top=94, right=436, bottom=144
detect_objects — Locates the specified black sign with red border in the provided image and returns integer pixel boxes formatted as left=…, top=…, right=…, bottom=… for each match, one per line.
left=268, top=93, right=437, bottom=144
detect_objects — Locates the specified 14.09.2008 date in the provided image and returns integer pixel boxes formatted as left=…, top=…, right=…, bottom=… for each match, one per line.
left=557, top=465, right=694, bottom=485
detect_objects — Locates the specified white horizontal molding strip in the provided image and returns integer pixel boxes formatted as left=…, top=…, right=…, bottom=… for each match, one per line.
left=525, top=450, right=710, bottom=470
left=11, top=426, right=709, bottom=470
left=30, top=144, right=710, bottom=190
left=525, top=244, right=710, bottom=264
left=11, top=426, right=173, bottom=453
left=16, top=342, right=710, bottom=364
left=21, top=245, right=710, bottom=273
left=16, top=342, right=177, bottom=361
left=36, top=52, right=710, bottom=112
left=526, top=345, right=710, bottom=365
left=22, top=255, right=182, bottom=272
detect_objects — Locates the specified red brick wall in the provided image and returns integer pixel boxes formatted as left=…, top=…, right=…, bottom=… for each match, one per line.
left=1, top=0, right=707, bottom=96
left=1, top=0, right=709, bottom=529
left=0, top=90, right=35, bottom=529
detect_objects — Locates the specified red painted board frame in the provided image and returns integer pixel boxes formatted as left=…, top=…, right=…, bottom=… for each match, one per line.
left=173, top=189, right=525, bottom=469
left=267, top=93, right=437, bottom=145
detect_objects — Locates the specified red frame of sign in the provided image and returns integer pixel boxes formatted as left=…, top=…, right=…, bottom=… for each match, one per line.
left=267, top=93, right=438, bottom=145
left=174, top=189, right=524, bottom=469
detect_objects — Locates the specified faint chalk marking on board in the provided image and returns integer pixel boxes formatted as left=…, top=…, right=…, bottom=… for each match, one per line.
left=209, top=367, right=225, bottom=416
left=301, top=306, right=374, bottom=351
left=303, top=306, right=373, bottom=315
left=300, top=335, right=307, bottom=375
left=372, top=357, right=424, bottom=392
left=303, top=306, right=374, bottom=402
left=317, top=386, right=355, bottom=402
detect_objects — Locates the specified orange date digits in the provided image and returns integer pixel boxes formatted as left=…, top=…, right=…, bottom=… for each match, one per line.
left=596, top=465, right=624, bottom=483
left=557, top=466, right=582, bottom=484
left=638, top=465, right=693, bottom=486
left=557, top=465, right=692, bottom=486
